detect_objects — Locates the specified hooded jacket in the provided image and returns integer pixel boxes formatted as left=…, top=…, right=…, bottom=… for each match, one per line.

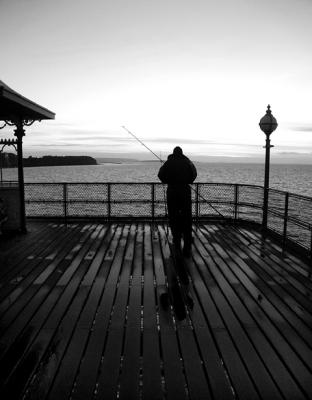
left=158, top=152, right=197, bottom=185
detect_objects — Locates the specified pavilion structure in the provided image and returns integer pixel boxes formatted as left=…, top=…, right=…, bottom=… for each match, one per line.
left=0, top=80, right=55, bottom=232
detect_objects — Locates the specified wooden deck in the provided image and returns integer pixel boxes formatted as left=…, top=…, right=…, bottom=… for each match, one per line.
left=0, top=221, right=312, bottom=400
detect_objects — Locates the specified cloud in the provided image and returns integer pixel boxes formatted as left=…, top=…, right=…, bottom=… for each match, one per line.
left=62, top=135, right=131, bottom=142
left=276, top=151, right=312, bottom=156
left=147, top=137, right=210, bottom=144
left=146, top=137, right=262, bottom=147
left=28, top=143, right=82, bottom=147
left=290, top=125, right=312, bottom=133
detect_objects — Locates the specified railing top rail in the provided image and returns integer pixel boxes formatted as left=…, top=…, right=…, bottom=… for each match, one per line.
left=25, top=182, right=261, bottom=185
left=24, top=182, right=312, bottom=201
left=0, top=181, right=19, bottom=187
left=268, top=187, right=312, bottom=201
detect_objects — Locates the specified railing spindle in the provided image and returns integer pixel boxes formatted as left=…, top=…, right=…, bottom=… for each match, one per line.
left=234, top=184, right=238, bottom=221
left=282, top=192, right=289, bottom=249
left=63, top=183, right=68, bottom=223
left=310, top=229, right=312, bottom=263
left=151, top=183, right=155, bottom=220
left=107, top=183, right=111, bottom=220
left=196, top=183, right=199, bottom=221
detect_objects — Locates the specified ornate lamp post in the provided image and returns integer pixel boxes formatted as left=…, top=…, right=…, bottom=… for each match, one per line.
left=259, top=104, right=278, bottom=230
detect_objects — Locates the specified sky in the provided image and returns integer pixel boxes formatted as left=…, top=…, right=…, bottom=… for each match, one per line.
left=1, top=0, right=312, bottom=162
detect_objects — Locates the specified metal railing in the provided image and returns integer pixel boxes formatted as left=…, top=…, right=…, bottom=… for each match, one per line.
left=24, top=182, right=312, bottom=258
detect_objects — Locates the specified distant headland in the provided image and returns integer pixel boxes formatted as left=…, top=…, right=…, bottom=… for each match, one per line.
left=0, top=153, right=97, bottom=168
left=0, top=153, right=160, bottom=168
left=24, top=155, right=97, bottom=167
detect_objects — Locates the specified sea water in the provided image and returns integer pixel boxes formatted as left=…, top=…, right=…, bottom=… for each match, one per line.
left=2, top=162, right=312, bottom=197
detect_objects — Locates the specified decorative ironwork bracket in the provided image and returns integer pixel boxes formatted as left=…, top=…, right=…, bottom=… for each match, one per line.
left=0, top=138, right=18, bottom=152
left=0, top=119, right=36, bottom=129
left=23, top=120, right=36, bottom=127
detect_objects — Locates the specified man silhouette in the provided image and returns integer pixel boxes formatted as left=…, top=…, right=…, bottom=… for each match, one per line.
left=158, top=146, right=197, bottom=257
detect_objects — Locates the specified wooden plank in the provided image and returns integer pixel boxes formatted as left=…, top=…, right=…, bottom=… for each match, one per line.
left=34, top=225, right=113, bottom=400
left=239, top=227, right=312, bottom=290
left=188, top=242, right=261, bottom=400
left=205, top=225, right=312, bottom=395
left=0, top=223, right=82, bottom=285
left=69, top=225, right=126, bottom=400
left=154, top=224, right=188, bottom=400
left=117, top=224, right=142, bottom=400
left=0, top=221, right=56, bottom=279
left=141, top=224, right=163, bottom=400
left=1, top=221, right=311, bottom=399
left=0, top=223, right=73, bottom=304
left=22, top=224, right=106, bottom=383
left=94, top=224, right=133, bottom=399
left=254, top=253, right=312, bottom=305
left=208, top=224, right=312, bottom=347
left=194, top=226, right=286, bottom=399
left=0, top=224, right=103, bottom=398
left=0, top=223, right=84, bottom=325
left=228, top=227, right=312, bottom=328
left=183, top=256, right=236, bottom=400
left=0, top=223, right=97, bottom=364
left=159, top=225, right=212, bottom=400
left=196, top=225, right=310, bottom=399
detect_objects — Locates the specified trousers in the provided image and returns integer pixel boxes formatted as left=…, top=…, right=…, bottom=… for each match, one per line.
left=167, top=185, right=192, bottom=249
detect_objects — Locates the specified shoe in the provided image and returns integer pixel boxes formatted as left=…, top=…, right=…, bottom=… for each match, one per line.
left=183, top=234, right=192, bottom=258
left=173, top=237, right=182, bottom=252
left=183, top=246, right=191, bottom=258
left=178, top=267, right=189, bottom=285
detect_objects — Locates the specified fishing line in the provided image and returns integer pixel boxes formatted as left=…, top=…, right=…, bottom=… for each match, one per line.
left=121, top=126, right=170, bottom=242
left=121, top=126, right=164, bottom=164
left=121, top=126, right=255, bottom=246
left=121, top=126, right=226, bottom=219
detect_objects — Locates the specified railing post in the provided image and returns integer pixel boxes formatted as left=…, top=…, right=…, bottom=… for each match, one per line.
left=262, top=135, right=273, bottom=230
left=14, top=120, right=27, bottom=233
left=263, top=187, right=269, bottom=230
left=151, top=183, right=155, bottom=221
left=195, top=183, right=199, bottom=221
left=63, top=183, right=68, bottom=223
left=310, top=229, right=312, bottom=264
left=234, top=184, right=238, bottom=221
left=107, top=183, right=111, bottom=220
left=282, top=192, right=289, bottom=249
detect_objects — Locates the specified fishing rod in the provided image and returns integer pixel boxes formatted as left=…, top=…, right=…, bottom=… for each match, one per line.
left=121, top=125, right=227, bottom=220
left=121, top=126, right=171, bottom=241
left=121, top=126, right=257, bottom=248
left=122, top=126, right=163, bottom=164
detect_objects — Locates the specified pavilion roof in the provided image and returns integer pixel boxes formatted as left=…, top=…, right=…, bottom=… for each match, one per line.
left=0, top=80, right=55, bottom=121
